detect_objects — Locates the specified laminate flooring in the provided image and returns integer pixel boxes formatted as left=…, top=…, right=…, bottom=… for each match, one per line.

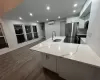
left=0, top=39, right=65, bottom=80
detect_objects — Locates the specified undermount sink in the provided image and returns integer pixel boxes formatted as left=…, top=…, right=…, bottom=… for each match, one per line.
left=53, top=39, right=61, bottom=42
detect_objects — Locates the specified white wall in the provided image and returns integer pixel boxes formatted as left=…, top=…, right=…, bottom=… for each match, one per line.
left=0, top=19, right=43, bottom=55
left=66, top=17, right=85, bottom=28
left=60, top=21, right=65, bottom=36
left=45, top=21, right=60, bottom=39
left=86, top=0, right=100, bottom=57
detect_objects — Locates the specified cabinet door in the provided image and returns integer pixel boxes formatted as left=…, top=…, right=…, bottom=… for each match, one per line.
left=41, top=53, right=57, bottom=73
left=57, top=57, right=95, bottom=80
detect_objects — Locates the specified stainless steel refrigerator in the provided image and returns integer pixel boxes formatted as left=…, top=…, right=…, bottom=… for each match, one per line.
left=64, top=22, right=78, bottom=43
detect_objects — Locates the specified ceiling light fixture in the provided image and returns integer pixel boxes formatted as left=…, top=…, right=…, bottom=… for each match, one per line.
left=73, top=10, right=76, bottom=13
left=74, top=3, right=78, bottom=7
left=58, top=16, right=61, bottom=19
left=29, top=13, right=33, bottom=16
left=19, top=17, right=22, bottom=20
left=37, top=21, right=39, bottom=23
left=46, top=19, right=48, bottom=21
left=46, top=6, right=50, bottom=10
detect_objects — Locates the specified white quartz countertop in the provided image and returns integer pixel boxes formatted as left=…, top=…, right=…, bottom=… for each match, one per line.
left=30, top=36, right=100, bottom=68
left=63, top=44, right=100, bottom=67
left=81, top=38, right=86, bottom=43
left=30, top=36, right=79, bottom=56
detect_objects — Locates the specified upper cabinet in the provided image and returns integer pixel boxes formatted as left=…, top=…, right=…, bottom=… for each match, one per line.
left=79, top=0, right=92, bottom=19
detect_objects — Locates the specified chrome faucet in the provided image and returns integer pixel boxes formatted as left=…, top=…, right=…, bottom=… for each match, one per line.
left=52, top=31, right=56, bottom=40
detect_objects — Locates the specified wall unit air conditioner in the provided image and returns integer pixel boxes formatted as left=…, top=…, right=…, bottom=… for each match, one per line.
left=48, top=20, right=55, bottom=25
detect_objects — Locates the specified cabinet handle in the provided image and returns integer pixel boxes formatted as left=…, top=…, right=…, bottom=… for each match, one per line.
left=46, top=54, right=50, bottom=60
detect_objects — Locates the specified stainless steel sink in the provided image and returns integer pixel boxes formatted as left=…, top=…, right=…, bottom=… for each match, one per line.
left=53, top=39, right=61, bottom=42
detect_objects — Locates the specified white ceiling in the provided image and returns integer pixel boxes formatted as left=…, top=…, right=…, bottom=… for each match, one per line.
left=2, top=0, right=87, bottom=22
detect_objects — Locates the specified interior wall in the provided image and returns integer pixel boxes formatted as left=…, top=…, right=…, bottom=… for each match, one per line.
left=45, top=21, right=60, bottom=39
left=60, top=21, right=65, bottom=36
left=0, top=19, right=43, bottom=55
left=83, top=13, right=90, bottom=21
left=87, top=0, right=100, bottom=57
left=66, top=17, right=85, bottom=28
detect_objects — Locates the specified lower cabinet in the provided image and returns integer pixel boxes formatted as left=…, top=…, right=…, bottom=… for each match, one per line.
left=57, top=57, right=97, bottom=80
left=41, top=53, right=57, bottom=73
left=41, top=53, right=100, bottom=80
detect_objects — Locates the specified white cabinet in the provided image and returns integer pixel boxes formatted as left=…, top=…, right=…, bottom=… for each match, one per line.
left=57, top=57, right=95, bottom=80
left=41, top=53, right=57, bottom=73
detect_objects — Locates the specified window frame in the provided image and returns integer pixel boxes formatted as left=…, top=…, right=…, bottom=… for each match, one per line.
left=0, top=23, right=8, bottom=49
left=13, top=24, right=39, bottom=44
left=14, top=24, right=26, bottom=44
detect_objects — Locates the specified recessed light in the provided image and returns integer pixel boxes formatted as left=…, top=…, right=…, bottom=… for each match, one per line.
left=74, top=3, right=78, bottom=7
left=46, top=6, right=50, bottom=10
left=46, top=19, right=48, bottom=21
left=19, top=17, right=22, bottom=20
left=58, top=16, right=61, bottom=19
left=37, top=21, right=39, bottom=22
left=73, top=10, right=76, bottom=13
left=34, top=23, right=37, bottom=26
left=29, top=13, right=33, bottom=16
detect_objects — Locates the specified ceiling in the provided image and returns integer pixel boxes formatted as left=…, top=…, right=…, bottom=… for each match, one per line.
left=0, top=0, right=23, bottom=17
left=2, top=0, right=87, bottom=22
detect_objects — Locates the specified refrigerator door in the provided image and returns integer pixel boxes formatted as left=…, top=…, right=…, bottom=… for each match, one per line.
left=65, top=23, right=73, bottom=43
left=64, top=22, right=78, bottom=43
left=65, top=23, right=72, bottom=37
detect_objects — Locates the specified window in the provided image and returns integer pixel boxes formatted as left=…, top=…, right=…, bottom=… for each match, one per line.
left=0, top=28, right=3, bottom=36
left=25, top=25, right=33, bottom=40
left=0, top=24, right=8, bottom=49
left=32, top=26, right=38, bottom=38
left=14, top=24, right=39, bottom=44
left=14, top=25, right=25, bottom=43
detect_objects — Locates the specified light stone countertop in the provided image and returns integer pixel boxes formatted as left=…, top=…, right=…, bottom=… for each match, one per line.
left=30, top=36, right=100, bottom=68
left=81, top=38, right=86, bottom=43
left=30, top=36, right=79, bottom=56
left=63, top=44, right=100, bottom=67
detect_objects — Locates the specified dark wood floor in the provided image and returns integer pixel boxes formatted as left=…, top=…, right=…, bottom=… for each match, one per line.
left=0, top=39, right=65, bottom=80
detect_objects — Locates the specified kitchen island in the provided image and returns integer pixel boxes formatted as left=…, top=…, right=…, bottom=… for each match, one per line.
left=30, top=36, right=100, bottom=80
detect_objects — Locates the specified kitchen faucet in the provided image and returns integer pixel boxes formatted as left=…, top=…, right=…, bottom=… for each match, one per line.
left=52, top=31, right=56, bottom=40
